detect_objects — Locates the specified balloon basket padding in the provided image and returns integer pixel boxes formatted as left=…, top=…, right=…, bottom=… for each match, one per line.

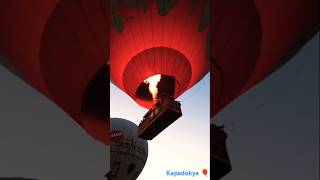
left=138, top=97, right=182, bottom=140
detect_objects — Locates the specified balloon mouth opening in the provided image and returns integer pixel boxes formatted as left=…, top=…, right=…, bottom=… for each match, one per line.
left=135, top=74, right=177, bottom=107
left=81, top=65, right=108, bottom=119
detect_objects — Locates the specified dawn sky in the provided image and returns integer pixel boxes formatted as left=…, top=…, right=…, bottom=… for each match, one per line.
left=110, top=74, right=211, bottom=180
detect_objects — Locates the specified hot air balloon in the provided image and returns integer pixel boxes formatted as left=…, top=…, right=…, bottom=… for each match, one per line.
left=210, top=0, right=319, bottom=117
left=110, top=0, right=210, bottom=139
left=107, top=118, right=148, bottom=180
left=0, top=0, right=109, bottom=144
left=210, top=0, right=319, bottom=179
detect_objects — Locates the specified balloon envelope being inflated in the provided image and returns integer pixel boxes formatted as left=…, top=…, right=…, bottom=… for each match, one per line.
left=108, top=118, right=148, bottom=180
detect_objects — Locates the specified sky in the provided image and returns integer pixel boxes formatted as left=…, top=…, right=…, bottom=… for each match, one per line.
left=110, top=74, right=211, bottom=180
left=0, top=33, right=318, bottom=180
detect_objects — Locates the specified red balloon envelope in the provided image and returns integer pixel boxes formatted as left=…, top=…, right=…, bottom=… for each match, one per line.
left=210, top=0, right=319, bottom=117
left=0, top=0, right=109, bottom=144
left=110, top=0, right=210, bottom=109
left=1, top=0, right=318, bottom=143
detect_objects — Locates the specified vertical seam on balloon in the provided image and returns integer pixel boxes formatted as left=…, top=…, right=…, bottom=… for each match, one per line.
left=168, top=1, right=177, bottom=76
left=187, top=1, right=207, bottom=86
left=137, top=6, right=150, bottom=78
left=100, top=0, right=109, bottom=33
left=126, top=12, right=145, bottom=86
left=100, top=0, right=111, bottom=64
left=174, top=2, right=189, bottom=83
left=116, top=6, right=141, bottom=89
left=182, top=1, right=200, bottom=87
left=151, top=2, right=156, bottom=74
left=79, top=0, right=105, bottom=60
left=58, top=3, right=93, bottom=68
left=211, top=0, right=228, bottom=37
left=137, top=7, right=148, bottom=73
left=168, top=1, right=179, bottom=81
left=218, top=3, right=255, bottom=62
left=109, top=4, right=124, bottom=89
left=221, top=6, right=261, bottom=84
left=160, top=16, right=164, bottom=72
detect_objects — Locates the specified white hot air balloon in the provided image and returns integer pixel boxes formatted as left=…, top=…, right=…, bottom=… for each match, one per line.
left=107, top=118, right=148, bottom=180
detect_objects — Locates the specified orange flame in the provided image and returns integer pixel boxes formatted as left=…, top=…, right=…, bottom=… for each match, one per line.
left=144, top=74, right=161, bottom=102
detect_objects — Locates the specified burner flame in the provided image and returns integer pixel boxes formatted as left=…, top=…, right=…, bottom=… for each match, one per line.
left=144, top=74, right=161, bottom=102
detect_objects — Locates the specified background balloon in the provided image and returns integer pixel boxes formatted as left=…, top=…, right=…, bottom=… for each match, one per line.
left=108, top=118, right=148, bottom=180
left=0, top=0, right=109, bottom=144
